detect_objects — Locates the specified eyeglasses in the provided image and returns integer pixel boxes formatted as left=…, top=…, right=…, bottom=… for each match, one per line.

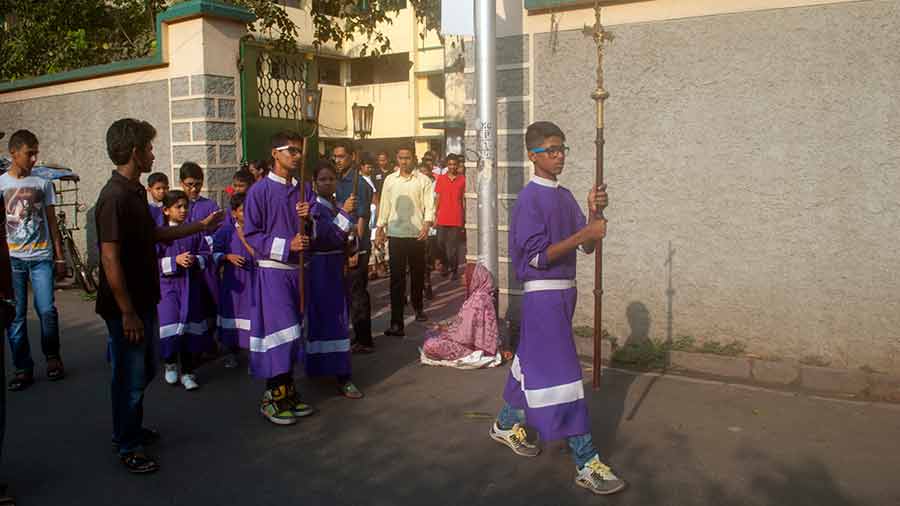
left=182, top=181, right=203, bottom=189
left=275, top=145, right=302, bottom=156
left=529, top=145, right=570, bottom=157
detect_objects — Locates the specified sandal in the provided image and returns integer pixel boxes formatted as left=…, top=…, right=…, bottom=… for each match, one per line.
left=47, top=357, right=65, bottom=381
left=120, top=452, right=159, bottom=474
left=7, top=372, right=34, bottom=392
left=338, top=381, right=364, bottom=399
left=351, top=343, right=375, bottom=354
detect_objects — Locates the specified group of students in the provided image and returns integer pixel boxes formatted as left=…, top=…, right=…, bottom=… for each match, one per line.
left=143, top=134, right=364, bottom=425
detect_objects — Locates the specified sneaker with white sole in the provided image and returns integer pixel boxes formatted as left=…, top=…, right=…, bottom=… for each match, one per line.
left=575, top=455, right=627, bottom=495
left=286, top=384, right=316, bottom=417
left=164, top=364, right=178, bottom=385
left=489, top=422, right=541, bottom=457
left=260, top=386, right=297, bottom=425
left=223, top=353, right=239, bottom=369
left=180, top=374, right=200, bottom=391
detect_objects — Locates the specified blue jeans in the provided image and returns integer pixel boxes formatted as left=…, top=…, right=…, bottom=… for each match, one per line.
left=6, top=258, right=60, bottom=373
left=497, top=404, right=598, bottom=468
left=105, top=308, right=158, bottom=456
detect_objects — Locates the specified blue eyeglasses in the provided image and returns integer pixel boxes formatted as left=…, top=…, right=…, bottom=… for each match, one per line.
left=530, top=145, right=570, bottom=157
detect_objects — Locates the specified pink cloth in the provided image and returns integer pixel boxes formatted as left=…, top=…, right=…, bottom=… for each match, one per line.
left=423, top=263, right=499, bottom=360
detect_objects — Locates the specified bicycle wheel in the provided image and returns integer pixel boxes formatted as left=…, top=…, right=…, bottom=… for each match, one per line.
left=66, top=237, right=97, bottom=294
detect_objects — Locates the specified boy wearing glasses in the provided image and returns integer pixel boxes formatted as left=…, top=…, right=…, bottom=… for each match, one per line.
left=242, top=132, right=315, bottom=425
left=488, top=121, right=626, bottom=496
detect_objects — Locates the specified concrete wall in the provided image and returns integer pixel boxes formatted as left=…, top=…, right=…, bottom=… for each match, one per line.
left=0, top=80, right=172, bottom=264
left=466, top=0, right=900, bottom=373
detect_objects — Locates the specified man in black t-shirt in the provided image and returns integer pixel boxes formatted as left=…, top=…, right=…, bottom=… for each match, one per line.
left=95, top=118, right=221, bottom=474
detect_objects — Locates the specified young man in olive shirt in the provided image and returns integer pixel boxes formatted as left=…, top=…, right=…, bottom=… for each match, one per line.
left=95, top=118, right=222, bottom=474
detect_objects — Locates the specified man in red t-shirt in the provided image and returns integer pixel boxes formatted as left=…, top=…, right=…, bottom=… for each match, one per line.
left=434, top=154, right=466, bottom=280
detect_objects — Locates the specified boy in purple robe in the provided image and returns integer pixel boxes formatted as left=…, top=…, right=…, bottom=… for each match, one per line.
left=156, top=190, right=215, bottom=391
left=488, top=121, right=625, bottom=496
left=179, top=162, right=220, bottom=344
left=243, top=131, right=315, bottom=426
left=147, top=172, right=168, bottom=226
left=213, top=192, right=255, bottom=368
left=305, top=161, right=363, bottom=399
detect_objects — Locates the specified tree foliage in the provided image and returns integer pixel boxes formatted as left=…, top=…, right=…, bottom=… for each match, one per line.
left=0, top=0, right=442, bottom=81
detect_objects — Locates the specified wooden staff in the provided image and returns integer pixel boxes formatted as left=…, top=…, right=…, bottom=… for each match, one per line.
left=298, top=136, right=309, bottom=312
left=590, top=1, right=610, bottom=390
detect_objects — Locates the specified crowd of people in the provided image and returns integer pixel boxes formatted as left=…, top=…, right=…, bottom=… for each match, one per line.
left=0, top=118, right=627, bottom=501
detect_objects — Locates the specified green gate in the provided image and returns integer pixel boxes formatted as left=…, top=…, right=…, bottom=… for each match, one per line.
left=239, top=40, right=319, bottom=177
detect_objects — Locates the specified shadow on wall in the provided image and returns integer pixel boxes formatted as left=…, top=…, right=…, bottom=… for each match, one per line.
left=625, top=300, right=651, bottom=346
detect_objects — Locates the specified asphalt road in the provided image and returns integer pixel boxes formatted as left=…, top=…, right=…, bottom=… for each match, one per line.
left=4, top=276, right=900, bottom=506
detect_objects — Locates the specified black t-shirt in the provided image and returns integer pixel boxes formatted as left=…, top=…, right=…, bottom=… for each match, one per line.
left=94, top=171, right=160, bottom=319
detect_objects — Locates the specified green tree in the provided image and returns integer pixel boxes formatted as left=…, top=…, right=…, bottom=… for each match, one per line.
left=0, top=0, right=441, bottom=81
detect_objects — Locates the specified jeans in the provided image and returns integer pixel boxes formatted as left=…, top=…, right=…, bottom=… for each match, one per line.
left=6, top=258, right=60, bottom=373
left=347, top=252, right=373, bottom=347
left=388, top=238, right=425, bottom=328
left=497, top=404, right=598, bottom=468
left=105, top=308, right=158, bottom=456
left=436, top=226, right=464, bottom=275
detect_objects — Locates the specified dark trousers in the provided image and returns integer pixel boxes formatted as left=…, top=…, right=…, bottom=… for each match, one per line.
left=347, top=252, right=373, bottom=346
left=0, top=309, right=6, bottom=466
left=437, top=226, right=464, bottom=274
left=388, top=237, right=425, bottom=328
left=105, top=308, right=158, bottom=456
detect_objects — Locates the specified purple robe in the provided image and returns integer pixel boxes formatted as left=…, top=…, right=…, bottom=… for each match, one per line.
left=502, top=175, right=590, bottom=441
left=148, top=203, right=164, bottom=226
left=304, top=196, right=352, bottom=378
left=188, top=196, right=221, bottom=307
left=242, top=172, right=313, bottom=379
left=157, top=227, right=216, bottom=359
left=213, top=223, right=255, bottom=350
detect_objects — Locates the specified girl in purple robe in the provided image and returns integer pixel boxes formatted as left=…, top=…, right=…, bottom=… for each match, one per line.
left=157, top=190, right=215, bottom=391
left=242, top=131, right=315, bottom=426
left=305, top=161, right=363, bottom=399
left=213, top=192, right=255, bottom=368
left=488, top=122, right=625, bottom=496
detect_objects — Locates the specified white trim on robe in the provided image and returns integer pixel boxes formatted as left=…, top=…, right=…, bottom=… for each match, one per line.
left=510, top=355, right=585, bottom=409
left=249, top=324, right=302, bottom=353
left=306, top=338, right=351, bottom=354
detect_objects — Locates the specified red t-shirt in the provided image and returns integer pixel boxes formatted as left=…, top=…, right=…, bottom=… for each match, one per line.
left=434, top=173, right=466, bottom=227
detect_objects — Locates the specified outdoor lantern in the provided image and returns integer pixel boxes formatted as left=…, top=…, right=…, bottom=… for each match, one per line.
left=352, top=102, right=375, bottom=139
left=300, top=87, right=323, bottom=123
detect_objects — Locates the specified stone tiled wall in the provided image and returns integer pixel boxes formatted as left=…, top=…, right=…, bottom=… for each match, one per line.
left=169, top=74, right=240, bottom=205
left=531, top=0, right=900, bottom=372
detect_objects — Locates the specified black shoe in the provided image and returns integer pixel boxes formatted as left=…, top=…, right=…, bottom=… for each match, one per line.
left=7, top=372, right=34, bottom=392
left=415, top=311, right=428, bottom=322
left=384, top=325, right=405, bottom=337
left=112, top=427, right=161, bottom=451
left=120, top=452, right=159, bottom=474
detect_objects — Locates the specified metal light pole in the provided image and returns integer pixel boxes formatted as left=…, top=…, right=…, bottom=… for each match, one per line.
left=588, top=1, right=610, bottom=390
left=351, top=102, right=375, bottom=196
left=298, top=86, right=323, bottom=311
left=475, top=0, right=498, bottom=284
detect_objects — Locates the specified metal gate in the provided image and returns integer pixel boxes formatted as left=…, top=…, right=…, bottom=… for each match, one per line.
left=239, top=40, right=319, bottom=176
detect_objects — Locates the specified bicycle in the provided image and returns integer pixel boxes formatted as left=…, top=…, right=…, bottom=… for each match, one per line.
left=56, top=207, right=96, bottom=294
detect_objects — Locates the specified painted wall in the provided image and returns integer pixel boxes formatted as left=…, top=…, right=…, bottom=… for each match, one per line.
left=466, top=0, right=900, bottom=372
left=0, top=80, right=172, bottom=265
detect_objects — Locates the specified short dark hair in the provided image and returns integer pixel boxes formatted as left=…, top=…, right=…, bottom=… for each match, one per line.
left=377, top=150, right=390, bottom=158
left=422, top=150, right=436, bottom=161
left=396, top=144, right=415, bottom=156
left=250, top=159, right=270, bottom=172
left=230, top=191, right=247, bottom=211
left=313, top=159, right=338, bottom=179
left=232, top=169, right=253, bottom=186
left=446, top=153, right=460, bottom=164
left=7, top=129, right=38, bottom=152
left=359, top=151, right=375, bottom=166
left=179, top=162, right=204, bottom=181
left=106, top=119, right=156, bottom=166
left=162, top=189, right=189, bottom=209
left=148, top=172, right=169, bottom=187
left=271, top=131, right=303, bottom=150
left=525, top=121, right=566, bottom=151
left=332, top=140, right=354, bottom=155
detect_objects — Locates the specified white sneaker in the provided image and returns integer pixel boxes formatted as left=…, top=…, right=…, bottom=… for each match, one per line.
left=575, top=455, right=627, bottom=495
left=180, top=374, right=200, bottom=391
left=489, top=422, right=541, bottom=457
left=164, top=364, right=178, bottom=385
left=223, top=353, right=239, bottom=369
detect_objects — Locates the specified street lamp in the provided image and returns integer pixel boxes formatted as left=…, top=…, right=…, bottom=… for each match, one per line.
left=351, top=102, right=375, bottom=140
left=297, top=85, right=322, bottom=312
